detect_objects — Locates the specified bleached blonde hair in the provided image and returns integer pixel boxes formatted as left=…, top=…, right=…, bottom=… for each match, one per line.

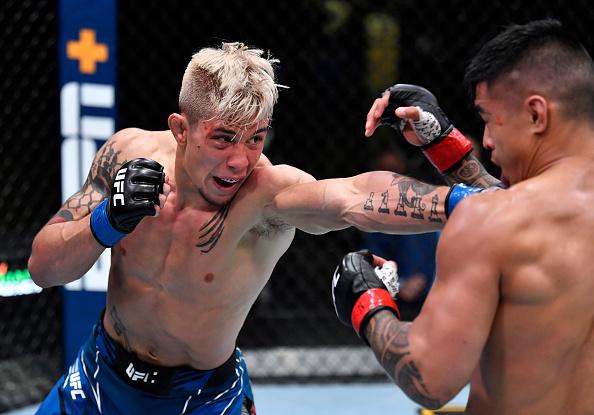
left=179, top=42, right=282, bottom=127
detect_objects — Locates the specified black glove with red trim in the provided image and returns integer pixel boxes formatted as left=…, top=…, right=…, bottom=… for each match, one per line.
left=332, top=250, right=400, bottom=345
left=380, top=84, right=473, bottom=173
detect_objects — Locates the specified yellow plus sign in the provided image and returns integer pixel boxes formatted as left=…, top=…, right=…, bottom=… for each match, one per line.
left=67, top=29, right=108, bottom=75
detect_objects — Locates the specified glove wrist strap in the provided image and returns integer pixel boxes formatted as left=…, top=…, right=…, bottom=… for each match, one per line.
left=90, top=199, right=127, bottom=248
left=422, top=127, right=473, bottom=173
left=351, top=289, right=400, bottom=345
left=445, top=184, right=485, bottom=217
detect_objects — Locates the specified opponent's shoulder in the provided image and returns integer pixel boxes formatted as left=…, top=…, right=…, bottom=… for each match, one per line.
left=451, top=184, right=517, bottom=224
left=442, top=188, right=515, bottom=256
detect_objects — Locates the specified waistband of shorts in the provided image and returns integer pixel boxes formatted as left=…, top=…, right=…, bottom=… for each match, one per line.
left=92, top=312, right=238, bottom=396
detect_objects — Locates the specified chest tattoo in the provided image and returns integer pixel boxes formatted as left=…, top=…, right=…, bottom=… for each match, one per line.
left=195, top=204, right=230, bottom=253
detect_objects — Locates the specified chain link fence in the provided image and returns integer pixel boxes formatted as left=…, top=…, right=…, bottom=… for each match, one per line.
left=0, top=0, right=62, bottom=412
left=2, top=0, right=594, bottom=411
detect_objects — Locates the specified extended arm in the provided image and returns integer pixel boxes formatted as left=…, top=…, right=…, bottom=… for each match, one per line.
left=269, top=167, right=450, bottom=235
left=334, top=199, right=500, bottom=408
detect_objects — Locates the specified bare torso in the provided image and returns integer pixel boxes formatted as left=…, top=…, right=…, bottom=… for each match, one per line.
left=102, top=130, right=296, bottom=369
left=466, top=157, right=594, bottom=414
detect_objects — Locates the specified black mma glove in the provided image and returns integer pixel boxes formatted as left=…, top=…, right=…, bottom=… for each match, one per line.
left=332, top=250, right=400, bottom=345
left=379, top=84, right=473, bottom=173
left=90, top=158, right=165, bottom=247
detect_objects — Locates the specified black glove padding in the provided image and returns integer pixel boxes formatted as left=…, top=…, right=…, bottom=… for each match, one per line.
left=379, top=84, right=454, bottom=143
left=332, top=250, right=399, bottom=344
left=378, top=84, right=473, bottom=173
left=107, top=158, right=165, bottom=233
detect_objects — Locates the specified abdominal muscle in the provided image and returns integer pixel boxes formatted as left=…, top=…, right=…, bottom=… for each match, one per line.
left=103, top=282, right=255, bottom=369
left=102, top=221, right=290, bottom=370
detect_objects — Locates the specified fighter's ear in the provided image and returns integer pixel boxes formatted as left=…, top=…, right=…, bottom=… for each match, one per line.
left=168, top=113, right=189, bottom=145
left=526, top=95, right=548, bottom=134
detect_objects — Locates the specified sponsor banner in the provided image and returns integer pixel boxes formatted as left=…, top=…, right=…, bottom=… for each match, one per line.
left=59, top=0, right=117, bottom=364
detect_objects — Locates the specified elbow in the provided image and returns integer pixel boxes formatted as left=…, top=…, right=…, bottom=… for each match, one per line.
left=398, top=382, right=456, bottom=411
left=391, top=346, right=464, bottom=410
left=421, top=401, right=446, bottom=411
left=28, top=243, right=62, bottom=288
left=28, top=253, right=52, bottom=288
left=414, top=399, right=443, bottom=411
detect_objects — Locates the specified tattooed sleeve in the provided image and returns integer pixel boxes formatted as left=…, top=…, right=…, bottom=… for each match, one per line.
left=365, top=312, right=443, bottom=409
left=362, top=173, right=444, bottom=226
left=49, top=140, right=125, bottom=224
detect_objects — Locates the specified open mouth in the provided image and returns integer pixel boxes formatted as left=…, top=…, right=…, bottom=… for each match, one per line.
left=214, top=176, right=240, bottom=188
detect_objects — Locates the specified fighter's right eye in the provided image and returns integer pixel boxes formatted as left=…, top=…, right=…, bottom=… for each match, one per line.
left=211, top=136, right=234, bottom=147
left=214, top=135, right=233, bottom=141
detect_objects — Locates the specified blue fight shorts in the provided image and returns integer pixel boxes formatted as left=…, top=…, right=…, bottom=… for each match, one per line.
left=36, top=318, right=255, bottom=415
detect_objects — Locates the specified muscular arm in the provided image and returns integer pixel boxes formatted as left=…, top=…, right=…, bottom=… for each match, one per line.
left=28, top=136, right=126, bottom=287
left=270, top=168, right=449, bottom=235
left=363, top=198, right=500, bottom=408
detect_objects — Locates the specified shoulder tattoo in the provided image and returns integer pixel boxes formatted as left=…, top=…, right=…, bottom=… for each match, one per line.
left=51, top=140, right=125, bottom=222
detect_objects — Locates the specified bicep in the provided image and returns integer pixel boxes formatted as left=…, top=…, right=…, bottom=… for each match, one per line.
left=409, top=207, right=500, bottom=399
left=50, top=134, right=128, bottom=224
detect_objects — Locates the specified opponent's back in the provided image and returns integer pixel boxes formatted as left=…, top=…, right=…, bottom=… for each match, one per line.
left=467, top=157, right=594, bottom=414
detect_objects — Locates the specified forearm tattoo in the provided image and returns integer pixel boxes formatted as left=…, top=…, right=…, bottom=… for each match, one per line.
left=442, top=154, right=503, bottom=189
left=110, top=305, right=133, bottom=351
left=363, top=174, right=443, bottom=223
left=50, top=140, right=125, bottom=223
left=365, top=312, right=443, bottom=408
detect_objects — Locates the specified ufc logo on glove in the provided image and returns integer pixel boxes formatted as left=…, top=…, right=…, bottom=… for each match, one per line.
left=113, top=167, right=127, bottom=207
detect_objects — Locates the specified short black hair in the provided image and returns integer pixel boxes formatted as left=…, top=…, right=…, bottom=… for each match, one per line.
left=464, top=19, right=594, bottom=120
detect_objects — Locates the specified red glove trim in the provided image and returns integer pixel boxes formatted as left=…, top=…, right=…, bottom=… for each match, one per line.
left=422, top=128, right=473, bottom=173
left=351, top=288, right=400, bottom=335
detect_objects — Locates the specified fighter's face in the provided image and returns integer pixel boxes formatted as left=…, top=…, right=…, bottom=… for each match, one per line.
left=185, top=118, right=269, bottom=206
left=474, top=82, right=531, bottom=186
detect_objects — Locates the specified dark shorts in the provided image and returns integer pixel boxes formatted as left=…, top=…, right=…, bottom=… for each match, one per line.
left=36, top=318, right=255, bottom=415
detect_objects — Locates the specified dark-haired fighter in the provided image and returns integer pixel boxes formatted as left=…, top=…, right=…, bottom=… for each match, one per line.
left=333, top=19, right=594, bottom=414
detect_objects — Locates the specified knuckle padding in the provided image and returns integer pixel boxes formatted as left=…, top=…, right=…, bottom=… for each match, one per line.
left=131, top=158, right=164, bottom=172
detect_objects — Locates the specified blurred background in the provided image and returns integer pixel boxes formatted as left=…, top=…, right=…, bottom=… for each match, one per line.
left=1, top=0, right=593, bottom=412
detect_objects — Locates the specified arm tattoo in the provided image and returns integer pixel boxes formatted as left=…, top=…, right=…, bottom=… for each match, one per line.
left=196, top=204, right=230, bottom=253
left=365, top=174, right=443, bottom=224
left=365, top=312, right=443, bottom=408
left=110, top=305, right=133, bottom=351
left=52, top=141, right=124, bottom=222
left=442, top=154, right=504, bottom=189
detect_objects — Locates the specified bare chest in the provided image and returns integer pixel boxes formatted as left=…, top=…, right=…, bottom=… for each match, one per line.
left=111, top=203, right=293, bottom=303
